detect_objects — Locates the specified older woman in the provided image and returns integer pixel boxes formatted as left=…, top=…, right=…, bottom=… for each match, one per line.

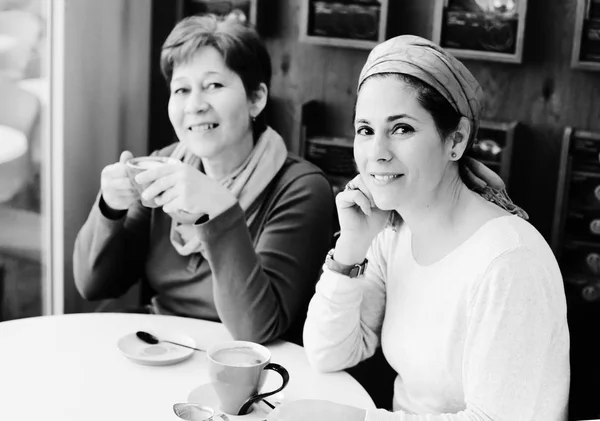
left=268, top=36, right=569, bottom=420
left=73, top=15, right=335, bottom=344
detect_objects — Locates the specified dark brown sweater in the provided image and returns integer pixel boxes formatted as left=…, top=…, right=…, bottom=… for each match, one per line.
left=73, top=149, right=335, bottom=344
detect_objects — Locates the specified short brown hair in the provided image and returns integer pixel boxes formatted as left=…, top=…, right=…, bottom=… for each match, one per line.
left=160, top=14, right=272, bottom=138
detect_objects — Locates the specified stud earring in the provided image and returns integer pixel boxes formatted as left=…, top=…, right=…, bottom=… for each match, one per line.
left=451, top=152, right=457, bottom=159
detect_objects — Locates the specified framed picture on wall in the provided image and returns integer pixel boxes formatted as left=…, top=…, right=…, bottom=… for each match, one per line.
left=432, top=0, right=528, bottom=63
left=299, top=0, right=390, bottom=49
left=572, top=0, right=600, bottom=71
left=184, top=0, right=258, bottom=25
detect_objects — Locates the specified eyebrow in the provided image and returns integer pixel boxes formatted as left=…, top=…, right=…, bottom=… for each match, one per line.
left=355, top=114, right=419, bottom=125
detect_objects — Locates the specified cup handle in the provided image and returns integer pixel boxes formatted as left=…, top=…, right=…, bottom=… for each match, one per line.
left=237, top=363, right=290, bottom=416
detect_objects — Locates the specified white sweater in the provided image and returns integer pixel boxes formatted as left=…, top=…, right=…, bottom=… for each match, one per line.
left=304, top=215, right=570, bottom=421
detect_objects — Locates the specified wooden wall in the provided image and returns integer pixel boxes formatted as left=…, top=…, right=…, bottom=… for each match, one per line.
left=263, top=0, right=600, bottom=241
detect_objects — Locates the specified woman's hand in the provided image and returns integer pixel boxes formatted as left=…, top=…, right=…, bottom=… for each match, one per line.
left=334, top=174, right=390, bottom=265
left=135, top=162, right=237, bottom=222
left=100, top=151, right=138, bottom=211
left=266, top=399, right=366, bottom=421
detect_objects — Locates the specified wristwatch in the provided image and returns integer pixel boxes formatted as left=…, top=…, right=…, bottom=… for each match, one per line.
left=325, top=249, right=368, bottom=278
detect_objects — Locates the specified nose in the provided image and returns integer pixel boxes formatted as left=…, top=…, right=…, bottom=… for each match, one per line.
left=368, top=134, right=393, bottom=162
left=184, top=90, right=209, bottom=114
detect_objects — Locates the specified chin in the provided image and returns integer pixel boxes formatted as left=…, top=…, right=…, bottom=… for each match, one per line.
left=182, top=140, right=219, bottom=159
left=372, top=196, right=400, bottom=211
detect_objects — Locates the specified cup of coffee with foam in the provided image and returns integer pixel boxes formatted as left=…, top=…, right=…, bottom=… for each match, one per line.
left=125, top=156, right=179, bottom=208
left=206, top=341, right=289, bottom=416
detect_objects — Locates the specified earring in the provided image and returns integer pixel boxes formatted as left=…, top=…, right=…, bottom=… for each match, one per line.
left=251, top=115, right=256, bottom=123
left=451, top=152, right=457, bottom=159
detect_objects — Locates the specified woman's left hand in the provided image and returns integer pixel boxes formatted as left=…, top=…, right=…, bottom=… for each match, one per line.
left=266, top=400, right=366, bottom=421
left=135, top=161, right=237, bottom=221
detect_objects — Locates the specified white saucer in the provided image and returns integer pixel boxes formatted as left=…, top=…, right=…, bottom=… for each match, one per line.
left=117, top=331, right=196, bottom=366
left=187, top=383, right=284, bottom=420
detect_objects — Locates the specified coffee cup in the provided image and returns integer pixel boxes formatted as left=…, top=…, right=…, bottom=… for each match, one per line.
left=125, top=156, right=179, bottom=208
left=206, top=341, right=289, bottom=416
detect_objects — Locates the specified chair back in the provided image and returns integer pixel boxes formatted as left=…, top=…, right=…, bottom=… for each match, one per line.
left=0, top=10, right=41, bottom=80
left=0, top=81, right=40, bottom=137
left=0, top=81, right=40, bottom=202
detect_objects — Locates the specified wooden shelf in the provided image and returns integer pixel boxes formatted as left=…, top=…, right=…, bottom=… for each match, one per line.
left=299, top=0, right=389, bottom=50
left=571, top=0, right=600, bottom=71
left=431, top=0, right=528, bottom=63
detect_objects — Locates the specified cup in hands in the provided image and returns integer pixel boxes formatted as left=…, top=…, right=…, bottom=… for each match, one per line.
left=125, top=156, right=179, bottom=208
left=207, top=341, right=289, bottom=415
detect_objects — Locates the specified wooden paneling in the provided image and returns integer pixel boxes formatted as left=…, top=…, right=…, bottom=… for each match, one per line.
left=264, top=0, right=600, bottom=241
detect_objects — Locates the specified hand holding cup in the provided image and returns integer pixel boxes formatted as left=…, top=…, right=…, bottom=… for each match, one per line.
left=133, top=161, right=237, bottom=221
left=100, top=151, right=138, bottom=211
left=125, top=156, right=181, bottom=208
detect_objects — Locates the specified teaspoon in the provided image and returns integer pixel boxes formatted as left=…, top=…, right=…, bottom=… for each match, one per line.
left=136, top=331, right=205, bottom=352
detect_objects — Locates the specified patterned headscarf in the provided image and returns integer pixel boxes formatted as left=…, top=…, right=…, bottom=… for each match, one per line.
left=357, top=35, right=528, bottom=219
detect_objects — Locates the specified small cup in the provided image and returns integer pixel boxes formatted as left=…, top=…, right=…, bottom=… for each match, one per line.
left=125, top=156, right=178, bottom=208
left=207, top=341, right=289, bottom=416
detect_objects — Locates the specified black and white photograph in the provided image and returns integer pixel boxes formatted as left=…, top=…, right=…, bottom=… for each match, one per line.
left=0, top=1, right=598, bottom=421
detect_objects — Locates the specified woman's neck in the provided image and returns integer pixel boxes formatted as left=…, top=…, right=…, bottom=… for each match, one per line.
left=201, top=134, right=254, bottom=180
left=395, top=171, right=479, bottom=265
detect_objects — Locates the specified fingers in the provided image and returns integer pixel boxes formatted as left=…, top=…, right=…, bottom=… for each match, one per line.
left=135, top=162, right=181, bottom=185
left=140, top=172, right=180, bottom=202
left=353, top=174, right=376, bottom=208
left=153, top=183, right=180, bottom=208
left=101, top=163, right=131, bottom=190
left=119, top=150, right=134, bottom=164
left=336, top=186, right=373, bottom=216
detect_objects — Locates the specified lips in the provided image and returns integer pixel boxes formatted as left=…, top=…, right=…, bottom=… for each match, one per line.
left=188, top=123, right=219, bottom=132
left=369, top=173, right=404, bottom=185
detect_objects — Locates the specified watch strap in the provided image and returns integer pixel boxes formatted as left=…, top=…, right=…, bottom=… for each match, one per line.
left=325, top=249, right=368, bottom=278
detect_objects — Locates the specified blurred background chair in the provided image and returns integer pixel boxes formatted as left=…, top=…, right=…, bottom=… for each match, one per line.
left=0, top=9, right=42, bottom=81
left=0, top=80, right=40, bottom=199
left=0, top=79, right=41, bottom=321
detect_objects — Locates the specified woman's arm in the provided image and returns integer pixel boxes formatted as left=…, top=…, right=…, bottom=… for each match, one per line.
left=194, top=172, right=335, bottom=344
left=73, top=194, right=151, bottom=301
left=302, top=232, right=388, bottom=373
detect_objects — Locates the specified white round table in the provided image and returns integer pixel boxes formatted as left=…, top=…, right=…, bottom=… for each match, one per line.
left=0, top=313, right=375, bottom=420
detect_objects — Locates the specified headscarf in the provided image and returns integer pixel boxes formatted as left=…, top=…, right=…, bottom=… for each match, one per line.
left=358, top=35, right=528, bottom=219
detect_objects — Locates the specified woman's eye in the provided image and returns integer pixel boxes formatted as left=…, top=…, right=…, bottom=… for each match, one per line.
left=356, top=126, right=373, bottom=136
left=205, top=82, right=223, bottom=91
left=392, top=125, right=414, bottom=135
left=172, top=87, right=188, bottom=95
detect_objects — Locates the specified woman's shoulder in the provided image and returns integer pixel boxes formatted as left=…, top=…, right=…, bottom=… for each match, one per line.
left=467, top=216, right=561, bottom=281
left=274, top=152, right=331, bottom=190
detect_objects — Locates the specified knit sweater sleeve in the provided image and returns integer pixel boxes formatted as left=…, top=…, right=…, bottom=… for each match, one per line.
left=73, top=193, right=151, bottom=300
left=363, top=247, right=569, bottom=421
left=194, top=171, right=334, bottom=344
left=302, top=232, right=388, bottom=373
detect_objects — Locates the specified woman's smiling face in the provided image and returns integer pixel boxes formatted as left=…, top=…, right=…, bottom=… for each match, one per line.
left=353, top=75, right=454, bottom=211
left=168, top=46, right=257, bottom=161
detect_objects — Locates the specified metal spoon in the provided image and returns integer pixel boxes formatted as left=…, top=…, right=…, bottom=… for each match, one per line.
left=136, top=331, right=205, bottom=352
